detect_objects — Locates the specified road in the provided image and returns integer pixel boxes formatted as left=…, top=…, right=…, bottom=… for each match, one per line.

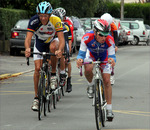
left=0, top=45, right=150, bottom=130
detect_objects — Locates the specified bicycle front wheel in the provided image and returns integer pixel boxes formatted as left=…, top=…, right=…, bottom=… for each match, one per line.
left=94, top=79, right=103, bottom=130
left=38, top=73, right=44, bottom=120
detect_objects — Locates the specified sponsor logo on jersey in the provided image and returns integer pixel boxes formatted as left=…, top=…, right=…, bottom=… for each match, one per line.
left=39, top=31, right=54, bottom=35
left=91, top=43, right=95, bottom=47
left=55, top=22, right=61, bottom=28
left=83, top=36, right=89, bottom=41
left=31, top=19, right=39, bottom=25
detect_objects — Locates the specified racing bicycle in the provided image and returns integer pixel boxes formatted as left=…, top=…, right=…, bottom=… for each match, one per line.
left=79, top=60, right=108, bottom=130
left=27, top=52, right=58, bottom=120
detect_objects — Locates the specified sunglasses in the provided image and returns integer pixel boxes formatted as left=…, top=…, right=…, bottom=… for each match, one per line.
left=97, top=32, right=107, bottom=37
left=38, top=14, right=50, bottom=18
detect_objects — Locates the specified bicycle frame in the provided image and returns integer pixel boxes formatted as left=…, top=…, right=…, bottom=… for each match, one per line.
left=79, top=60, right=108, bottom=129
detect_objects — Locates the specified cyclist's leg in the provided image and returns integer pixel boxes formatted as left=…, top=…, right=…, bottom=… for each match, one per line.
left=66, top=61, right=72, bottom=92
left=50, top=38, right=59, bottom=89
left=102, top=64, right=114, bottom=121
left=31, top=45, right=43, bottom=111
left=84, top=50, right=94, bottom=98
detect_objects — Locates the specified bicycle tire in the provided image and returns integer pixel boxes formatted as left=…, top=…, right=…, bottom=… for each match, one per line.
left=53, top=92, right=57, bottom=109
left=48, top=94, right=53, bottom=112
left=94, top=79, right=103, bottom=130
left=101, top=81, right=106, bottom=127
left=38, top=73, right=44, bottom=120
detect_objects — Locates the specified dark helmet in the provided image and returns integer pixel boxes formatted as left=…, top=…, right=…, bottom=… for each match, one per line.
left=93, top=19, right=110, bottom=36
left=36, top=1, right=53, bottom=14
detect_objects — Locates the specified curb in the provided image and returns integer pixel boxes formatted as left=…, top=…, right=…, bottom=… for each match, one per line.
left=0, top=69, right=34, bottom=80
left=0, top=57, right=77, bottom=81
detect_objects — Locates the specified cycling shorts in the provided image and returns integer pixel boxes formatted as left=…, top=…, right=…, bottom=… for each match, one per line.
left=84, top=49, right=112, bottom=74
left=33, top=38, right=59, bottom=61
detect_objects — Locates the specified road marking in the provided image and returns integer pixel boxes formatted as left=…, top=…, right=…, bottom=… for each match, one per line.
left=0, top=90, right=34, bottom=95
left=113, top=110, right=150, bottom=117
left=104, top=129, right=150, bottom=130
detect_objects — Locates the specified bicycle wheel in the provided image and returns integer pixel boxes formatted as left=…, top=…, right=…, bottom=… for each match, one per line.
left=48, top=93, right=53, bottom=112
left=38, top=72, right=44, bottom=120
left=94, top=79, right=103, bottom=130
left=53, top=92, right=56, bottom=109
left=101, top=81, right=106, bottom=127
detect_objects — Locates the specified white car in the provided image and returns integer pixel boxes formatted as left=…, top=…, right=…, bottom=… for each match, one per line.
left=71, top=16, right=85, bottom=51
left=145, top=24, right=150, bottom=45
left=120, top=20, right=148, bottom=45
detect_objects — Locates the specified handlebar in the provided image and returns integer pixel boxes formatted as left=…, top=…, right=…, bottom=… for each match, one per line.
left=78, top=61, right=109, bottom=76
left=26, top=52, right=66, bottom=66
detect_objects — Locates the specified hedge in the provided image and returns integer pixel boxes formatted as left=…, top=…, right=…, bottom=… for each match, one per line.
left=106, top=3, right=150, bottom=25
left=0, top=8, right=28, bottom=40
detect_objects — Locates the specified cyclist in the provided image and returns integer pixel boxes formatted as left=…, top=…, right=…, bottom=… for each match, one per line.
left=100, top=13, right=118, bottom=85
left=24, top=1, right=65, bottom=111
left=57, top=7, right=74, bottom=43
left=53, top=9, right=72, bottom=92
left=55, top=7, right=73, bottom=92
left=76, top=19, right=116, bottom=121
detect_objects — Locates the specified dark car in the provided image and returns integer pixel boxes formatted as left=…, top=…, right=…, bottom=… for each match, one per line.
left=9, top=19, right=35, bottom=55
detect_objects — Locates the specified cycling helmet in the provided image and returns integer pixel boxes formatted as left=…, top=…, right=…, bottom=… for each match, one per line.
left=53, top=9, right=63, bottom=21
left=36, top=1, right=53, bottom=14
left=100, top=13, right=113, bottom=25
left=93, top=19, right=110, bottom=36
left=55, top=7, right=66, bottom=17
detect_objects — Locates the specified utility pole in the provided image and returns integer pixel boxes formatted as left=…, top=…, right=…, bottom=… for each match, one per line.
left=120, top=0, right=124, bottom=20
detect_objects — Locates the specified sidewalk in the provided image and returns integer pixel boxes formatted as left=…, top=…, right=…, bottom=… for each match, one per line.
left=0, top=56, right=76, bottom=80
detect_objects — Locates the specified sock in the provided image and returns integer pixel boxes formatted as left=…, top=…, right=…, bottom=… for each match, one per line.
left=51, top=73, right=56, bottom=76
left=87, top=80, right=94, bottom=86
left=106, top=104, right=112, bottom=110
left=60, top=70, right=65, bottom=74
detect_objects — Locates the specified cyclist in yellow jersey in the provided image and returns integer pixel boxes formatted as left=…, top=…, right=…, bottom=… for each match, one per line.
left=24, top=1, right=65, bottom=111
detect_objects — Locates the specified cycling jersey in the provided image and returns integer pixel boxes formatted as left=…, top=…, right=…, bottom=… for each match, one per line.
left=64, top=17, right=74, bottom=42
left=27, top=14, right=63, bottom=52
left=62, top=22, right=72, bottom=62
left=110, top=22, right=118, bottom=46
left=77, top=31, right=116, bottom=62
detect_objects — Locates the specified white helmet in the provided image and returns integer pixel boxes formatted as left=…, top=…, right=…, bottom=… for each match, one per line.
left=100, top=13, right=113, bottom=25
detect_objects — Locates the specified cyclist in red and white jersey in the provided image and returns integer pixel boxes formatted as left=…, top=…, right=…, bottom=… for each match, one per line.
left=55, top=7, right=73, bottom=92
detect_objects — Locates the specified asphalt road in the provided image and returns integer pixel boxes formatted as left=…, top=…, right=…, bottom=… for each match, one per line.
left=0, top=45, right=150, bottom=130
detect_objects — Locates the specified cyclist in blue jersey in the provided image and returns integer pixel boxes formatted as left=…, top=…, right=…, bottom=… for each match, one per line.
left=76, top=19, right=116, bottom=121
left=24, top=1, right=65, bottom=111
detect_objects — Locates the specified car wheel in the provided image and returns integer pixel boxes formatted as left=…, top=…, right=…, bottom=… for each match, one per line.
left=131, top=36, right=139, bottom=45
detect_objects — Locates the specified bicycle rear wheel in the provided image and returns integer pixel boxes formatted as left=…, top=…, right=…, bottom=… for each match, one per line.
left=38, top=73, right=44, bottom=120
left=94, top=79, right=103, bottom=130
left=48, top=93, right=53, bottom=112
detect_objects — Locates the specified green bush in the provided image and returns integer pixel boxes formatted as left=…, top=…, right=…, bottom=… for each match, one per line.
left=106, top=3, right=150, bottom=25
left=0, top=8, right=28, bottom=40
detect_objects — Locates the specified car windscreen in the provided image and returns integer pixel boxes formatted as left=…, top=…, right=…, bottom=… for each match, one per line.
left=72, top=18, right=82, bottom=28
left=14, top=20, right=29, bottom=29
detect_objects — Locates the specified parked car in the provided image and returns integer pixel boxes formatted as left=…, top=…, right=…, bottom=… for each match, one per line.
left=118, top=25, right=134, bottom=45
left=145, top=24, right=150, bottom=45
left=120, top=20, right=148, bottom=45
left=9, top=19, right=35, bottom=55
left=70, top=16, right=85, bottom=50
left=80, top=17, right=99, bottom=32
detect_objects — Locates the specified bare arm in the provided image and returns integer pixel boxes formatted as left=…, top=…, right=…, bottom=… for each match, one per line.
left=24, top=31, right=33, bottom=57
left=55, top=31, right=65, bottom=58
left=68, top=40, right=72, bottom=53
